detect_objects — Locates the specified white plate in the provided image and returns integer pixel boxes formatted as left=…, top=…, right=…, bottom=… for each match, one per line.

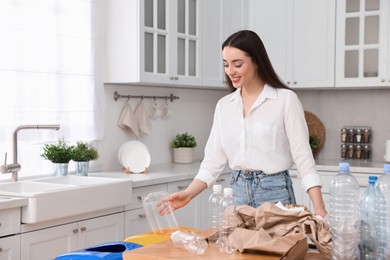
left=118, top=141, right=151, bottom=173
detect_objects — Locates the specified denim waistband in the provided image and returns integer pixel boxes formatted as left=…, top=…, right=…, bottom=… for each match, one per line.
left=232, top=169, right=288, bottom=179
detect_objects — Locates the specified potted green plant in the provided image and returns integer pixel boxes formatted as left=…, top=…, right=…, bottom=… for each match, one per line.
left=41, top=138, right=73, bottom=176
left=71, top=141, right=99, bottom=176
left=171, top=132, right=197, bottom=164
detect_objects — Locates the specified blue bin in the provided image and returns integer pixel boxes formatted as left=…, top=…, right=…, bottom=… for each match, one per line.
left=55, top=242, right=143, bottom=260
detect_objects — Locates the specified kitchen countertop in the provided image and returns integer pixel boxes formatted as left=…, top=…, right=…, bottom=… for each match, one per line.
left=0, top=195, right=28, bottom=210
left=123, top=229, right=328, bottom=260
left=90, top=159, right=387, bottom=188
left=0, top=159, right=383, bottom=212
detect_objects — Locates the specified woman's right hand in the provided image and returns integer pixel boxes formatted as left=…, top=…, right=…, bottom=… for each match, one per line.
left=158, top=190, right=192, bottom=216
left=157, top=178, right=207, bottom=216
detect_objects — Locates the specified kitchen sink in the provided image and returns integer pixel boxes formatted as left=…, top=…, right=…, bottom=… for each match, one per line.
left=0, top=176, right=133, bottom=224
left=32, top=175, right=119, bottom=186
left=0, top=181, right=75, bottom=195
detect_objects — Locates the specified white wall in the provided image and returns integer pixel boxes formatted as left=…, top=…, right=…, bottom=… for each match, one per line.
left=101, top=84, right=228, bottom=171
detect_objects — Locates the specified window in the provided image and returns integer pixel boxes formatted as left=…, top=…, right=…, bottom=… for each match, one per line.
left=0, top=0, right=105, bottom=179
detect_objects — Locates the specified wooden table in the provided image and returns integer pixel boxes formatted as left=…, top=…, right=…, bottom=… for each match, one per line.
left=123, top=230, right=329, bottom=260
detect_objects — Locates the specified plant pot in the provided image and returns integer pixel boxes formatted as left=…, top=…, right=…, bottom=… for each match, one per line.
left=54, top=163, right=69, bottom=176
left=173, top=148, right=194, bottom=164
left=75, top=161, right=89, bottom=176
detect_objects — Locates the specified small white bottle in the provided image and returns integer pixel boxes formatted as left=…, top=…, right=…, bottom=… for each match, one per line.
left=171, top=229, right=208, bottom=255
left=208, top=184, right=223, bottom=247
left=218, top=187, right=236, bottom=254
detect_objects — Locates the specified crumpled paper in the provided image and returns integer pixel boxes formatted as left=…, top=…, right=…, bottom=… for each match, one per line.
left=208, top=202, right=331, bottom=259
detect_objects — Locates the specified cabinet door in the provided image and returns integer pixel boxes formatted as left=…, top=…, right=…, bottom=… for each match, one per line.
left=249, top=0, right=335, bottom=89
left=21, top=223, right=78, bottom=260
left=78, top=213, right=125, bottom=249
left=125, top=208, right=150, bottom=237
left=170, top=0, right=202, bottom=86
left=0, top=235, right=20, bottom=260
left=249, top=0, right=288, bottom=82
left=292, top=0, right=335, bottom=88
left=336, top=0, right=387, bottom=87
left=289, top=170, right=311, bottom=209
left=201, top=0, right=224, bottom=87
left=202, top=0, right=249, bottom=88
left=167, top=179, right=197, bottom=229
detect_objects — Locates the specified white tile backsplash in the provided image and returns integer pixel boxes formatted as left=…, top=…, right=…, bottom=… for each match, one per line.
left=101, top=85, right=390, bottom=171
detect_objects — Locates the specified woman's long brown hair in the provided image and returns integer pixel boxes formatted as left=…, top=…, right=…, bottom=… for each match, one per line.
left=222, top=30, right=290, bottom=92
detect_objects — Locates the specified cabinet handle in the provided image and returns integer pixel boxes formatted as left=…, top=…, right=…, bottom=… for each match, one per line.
left=177, top=185, right=188, bottom=190
left=0, top=247, right=3, bottom=252
left=381, top=79, right=386, bottom=82
left=293, top=81, right=297, bottom=85
left=287, top=81, right=291, bottom=84
left=216, top=178, right=225, bottom=182
left=169, top=76, right=179, bottom=80
left=73, top=229, right=79, bottom=234
left=138, top=214, right=146, bottom=219
left=137, top=196, right=142, bottom=201
left=80, top=227, right=87, bottom=232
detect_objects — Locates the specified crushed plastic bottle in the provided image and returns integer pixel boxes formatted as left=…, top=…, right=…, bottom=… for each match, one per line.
left=171, top=229, right=208, bottom=255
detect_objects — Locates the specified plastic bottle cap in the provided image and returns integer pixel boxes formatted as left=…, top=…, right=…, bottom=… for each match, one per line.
left=384, top=164, right=390, bottom=172
left=338, top=162, right=350, bottom=172
left=223, top=187, right=233, bottom=196
left=213, top=185, right=222, bottom=192
left=368, top=175, right=377, bottom=184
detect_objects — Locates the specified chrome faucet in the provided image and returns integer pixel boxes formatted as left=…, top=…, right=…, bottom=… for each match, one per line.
left=0, top=124, right=60, bottom=181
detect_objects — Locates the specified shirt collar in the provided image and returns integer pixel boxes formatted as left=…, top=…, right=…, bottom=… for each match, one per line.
left=228, top=84, right=277, bottom=105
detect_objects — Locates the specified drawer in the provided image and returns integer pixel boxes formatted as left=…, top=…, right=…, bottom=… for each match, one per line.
left=125, top=183, right=167, bottom=211
left=0, top=208, right=21, bottom=237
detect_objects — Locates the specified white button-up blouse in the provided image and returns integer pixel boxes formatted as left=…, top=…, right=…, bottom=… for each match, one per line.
left=195, top=84, right=322, bottom=192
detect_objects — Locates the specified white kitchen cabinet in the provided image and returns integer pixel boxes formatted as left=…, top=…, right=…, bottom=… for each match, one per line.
left=202, top=0, right=249, bottom=88
left=0, top=235, right=20, bottom=260
left=106, top=0, right=202, bottom=87
left=249, top=0, right=336, bottom=89
left=124, top=183, right=167, bottom=238
left=289, top=170, right=311, bottom=210
left=21, top=213, right=124, bottom=260
left=336, top=0, right=390, bottom=88
left=0, top=208, right=20, bottom=238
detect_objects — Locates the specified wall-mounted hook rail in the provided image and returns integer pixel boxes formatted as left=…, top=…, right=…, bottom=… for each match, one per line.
left=113, top=91, right=180, bottom=102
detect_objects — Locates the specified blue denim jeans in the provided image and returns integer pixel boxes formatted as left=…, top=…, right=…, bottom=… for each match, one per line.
left=230, top=170, right=296, bottom=208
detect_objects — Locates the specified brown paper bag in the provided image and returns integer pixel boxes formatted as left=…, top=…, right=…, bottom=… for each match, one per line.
left=208, top=202, right=331, bottom=259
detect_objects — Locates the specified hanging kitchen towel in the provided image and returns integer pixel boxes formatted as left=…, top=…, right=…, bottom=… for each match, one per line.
left=134, top=101, right=151, bottom=136
left=118, top=101, right=140, bottom=137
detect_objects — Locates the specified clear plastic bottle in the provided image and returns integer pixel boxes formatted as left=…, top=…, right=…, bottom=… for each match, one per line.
left=329, top=162, right=360, bottom=260
left=376, top=164, right=390, bottom=259
left=171, top=229, right=208, bottom=255
left=218, top=187, right=236, bottom=254
left=360, top=176, right=380, bottom=260
left=208, top=184, right=223, bottom=247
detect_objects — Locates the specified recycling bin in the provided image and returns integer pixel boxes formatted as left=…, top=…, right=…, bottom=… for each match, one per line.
left=55, top=241, right=142, bottom=260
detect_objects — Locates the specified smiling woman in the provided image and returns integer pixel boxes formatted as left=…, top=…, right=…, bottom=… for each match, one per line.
left=0, top=0, right=106, bottom=179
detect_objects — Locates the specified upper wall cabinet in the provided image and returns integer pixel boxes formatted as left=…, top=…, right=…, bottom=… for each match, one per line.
left=336, top=0, right=390, bottom=88
left=248, top=0, right=336, bottom=89
left=202, top=0, right=249, bottom=88
left=105, top=0, right=202, bottom=87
